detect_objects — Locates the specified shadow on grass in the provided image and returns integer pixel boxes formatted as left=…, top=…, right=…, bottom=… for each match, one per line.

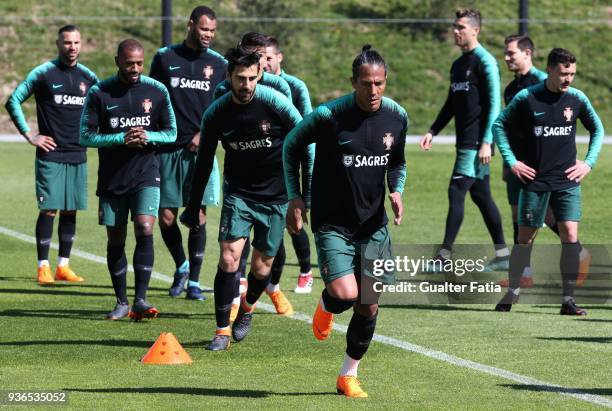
left=499, top=384, right=612, bottom=396
left=0, top=308, right=214, bottom=321
left=378, top=304, right=494, bottom=313
left=0, top=338, right=218, bottom=349
left=66, top=386, right=333, bottom=398
left=0, top=288, right=111, bottom=297
left=536, top=336, right=612, bottom=344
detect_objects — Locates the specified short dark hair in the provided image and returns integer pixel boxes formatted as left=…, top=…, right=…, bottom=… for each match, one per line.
left=352, top=44, right=387, bottom=79
left=190, top=6, right=216, bottom=23
left=547, top=48, right=576, bottom=68
left=225, top=46, right=261, bottom=74
left=240, top=32, right=268, bottom=50
left=504, top=34, right=534, bottom=53
left=456, top=8, right=481, bottom=27
left=117, top=39, right=143, bottom=57
left=58, top=25, right=79, bottom=36
left=265, top=36, right=281, bottom=53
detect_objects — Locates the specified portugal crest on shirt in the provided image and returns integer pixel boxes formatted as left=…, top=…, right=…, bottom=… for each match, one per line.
left=142, top=99, right=152, bottom=114
left=203, top=65, right=214, bottom=79
left=534, top=126, right=543, bottom=137
left=260, top=120, right=271, bottom=135
left=383, top=133, right=394, bottom=151
left=110, top=117, right=119, bottom=128
left=563, top=107, right=573, bottom=122
left=79, top=82, right=87, bottom=95
left=342, top=154, right=354, bottom=167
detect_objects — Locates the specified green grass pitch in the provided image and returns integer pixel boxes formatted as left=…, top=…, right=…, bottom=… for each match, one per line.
left=0, top=143, right=610, bottom=409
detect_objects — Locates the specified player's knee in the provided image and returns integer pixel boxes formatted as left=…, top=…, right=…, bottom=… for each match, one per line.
left=199, top=207, right=207, bottom=224
left=327, top=284, right=358, bottom=301
left=41, top=210, right=57, bottom=217
left=158, top=208, right=177, bottom=228
left=134, top=220, right=154, bottom=237
left=219, top=251, right=239, bottom=272
left=354, top=303, right=378, bottom=318
left=59, top=210, right=76, bottom=217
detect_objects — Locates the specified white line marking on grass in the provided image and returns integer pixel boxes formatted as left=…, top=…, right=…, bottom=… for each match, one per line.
left=1, top=225, right=610, bottom=408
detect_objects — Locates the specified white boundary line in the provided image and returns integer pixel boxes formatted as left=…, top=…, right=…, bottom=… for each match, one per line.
left=1, top=225, right=610, bottom=408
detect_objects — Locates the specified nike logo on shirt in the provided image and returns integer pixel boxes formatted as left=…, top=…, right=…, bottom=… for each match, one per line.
left=338, top=140, right=352, bottom=146
left=169, top=66, right=181, bottom=71
left=52, top=84, right=63, bottom=89
left=534, top=112, right=545, bottom=117
left=106, top=105, right=119, bottom=110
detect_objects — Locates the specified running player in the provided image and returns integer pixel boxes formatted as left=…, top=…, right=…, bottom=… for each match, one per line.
left=5, top=25, right=97, bottom=285
left=499, top=34, right=592, bottom=288
left=214, top=32, right=296, bottom=318
left=263, top=35, right=315, bottom=295
left=493, top=48, right=604, bottom=315
left=80, top=39, right=177, bottom=320
left=284, top=45, right=407, bottom=397
left=150, top=6, right=227, bottom=300
left=419, top=8, right=509, bottom=270
left=180, top=46, right=304, bottom=350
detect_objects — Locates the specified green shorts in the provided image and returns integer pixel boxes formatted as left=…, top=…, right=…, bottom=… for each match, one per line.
left=315, top=226, right=394, bottom=285
left=98, top=186, right=160, bottom=226
left=505, top=171, right=523, bottom=206
left=158, top=149, right=220, bottom=208
left=453, top=149, right=489, bottom=179
left=35, top=158, right=87, bottom=211
left=218, top=194, right=287, bottom=257
left=518, top=186, right=581, bottom=227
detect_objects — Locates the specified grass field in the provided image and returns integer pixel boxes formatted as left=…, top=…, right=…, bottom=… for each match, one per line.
left=0, top=143, right=611, bottom=409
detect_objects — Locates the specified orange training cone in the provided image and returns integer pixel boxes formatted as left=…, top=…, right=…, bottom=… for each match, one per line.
left=141, top=332, right=193, bottom=365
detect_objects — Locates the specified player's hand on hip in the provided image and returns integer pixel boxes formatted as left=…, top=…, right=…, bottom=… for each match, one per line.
left=187, top=132, right=200, bottom=152
left=565, top=160, right=591, bottom=183
left=286, top=198, right=307, bottom=234
left=28, top=134, right=57, bottom=152
left=511, top=161, right=536, bottom=184
left=419, top=132, right=433, bottom=151
left=478, top=143, right=491, bottom=164
left=388, top=192, right=403, bottom=225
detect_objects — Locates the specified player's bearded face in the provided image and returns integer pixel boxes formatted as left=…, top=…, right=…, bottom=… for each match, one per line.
left=116, top=48, right=144, bottom=84
left=189, top=15, right=217, bottom=49
left=229, top=64, right=259, bottom=104
left=57, top=31, right=81, bottom=64
left=352, top=64, right=386, bottom=112
left=546, top=63, right=576, bottom=93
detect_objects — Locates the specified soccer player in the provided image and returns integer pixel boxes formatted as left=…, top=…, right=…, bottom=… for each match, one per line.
left=419, top=8, right=509, bottom=270
left=493, top=48, right=604, bottom=315
left=150, top=6, right=227, bottom=300
left=499, top=34, right=547, bottom=288
left=284, top=45, right=407, bottom=398
left=180, top=46, right=304, bottom=350
left=213, top=32, right=296, bottom=318
left=263, top=35, right=315, bottom=295
left=498, top=35, right=592, bottom=289
left=5, top=25, right=97, bottom=285
left=80, top=39, right=177, bottom=320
